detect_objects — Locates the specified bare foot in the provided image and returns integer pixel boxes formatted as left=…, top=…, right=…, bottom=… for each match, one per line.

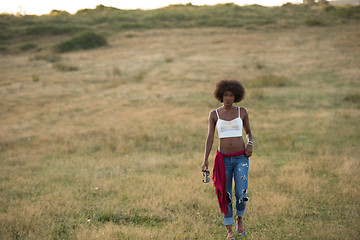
left=227, top=231, right=235, bottom=240
left=226, top=225, right=235, bottom=240
left=236, top=216, right=246, bottom=236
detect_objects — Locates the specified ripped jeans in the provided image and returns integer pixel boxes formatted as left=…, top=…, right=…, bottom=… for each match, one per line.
left=222, top=154, right=249, bottom=226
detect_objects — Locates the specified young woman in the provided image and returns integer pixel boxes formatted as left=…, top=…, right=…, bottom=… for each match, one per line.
left=202, top=80, right=253, bottom=239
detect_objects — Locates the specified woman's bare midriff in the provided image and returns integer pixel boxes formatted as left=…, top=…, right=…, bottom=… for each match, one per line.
left=219, top=137, right=245, bottom=153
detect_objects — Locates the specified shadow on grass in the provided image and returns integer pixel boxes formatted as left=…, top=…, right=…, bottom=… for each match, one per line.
left=97, top=212, right=167, bottom=228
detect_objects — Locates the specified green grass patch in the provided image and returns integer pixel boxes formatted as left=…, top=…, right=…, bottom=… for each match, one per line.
left=164, top=57, right=174, bottom=63
left=112, top=66, right=122, bottom=76
left=248, top=74, right=290, bottom=87
left=96, top=212, right=166, bottom=227
left=25, top=24, right=85, bottom=36
left=32, top=74, right=40, bottom=82
left=134, top=71, right=145, bottom=82
left=52, top=62, right=79, bottom=71
left=30, top=52, right=61, bottom=62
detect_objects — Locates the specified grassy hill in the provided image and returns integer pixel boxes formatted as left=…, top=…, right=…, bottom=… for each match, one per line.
left=1, top=3, right=360, bottom=53
left=0, top=3, right=359, bottom=240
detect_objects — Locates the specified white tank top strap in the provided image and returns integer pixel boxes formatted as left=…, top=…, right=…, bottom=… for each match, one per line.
left=238, top=107, right=241, bottom=118
left=215, top=109, right=220, bottom=119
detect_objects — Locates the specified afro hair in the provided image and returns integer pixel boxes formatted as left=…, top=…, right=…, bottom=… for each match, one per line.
left=213, top=79, right=245, bottom=103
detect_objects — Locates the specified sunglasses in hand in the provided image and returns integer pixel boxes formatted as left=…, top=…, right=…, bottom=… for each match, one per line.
left=202, top=170, right=210, bottom=183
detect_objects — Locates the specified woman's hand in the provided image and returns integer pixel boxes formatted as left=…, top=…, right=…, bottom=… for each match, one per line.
left=201, top=159, right=209, bottom=171
left=245, top=144, right=253, bottom=157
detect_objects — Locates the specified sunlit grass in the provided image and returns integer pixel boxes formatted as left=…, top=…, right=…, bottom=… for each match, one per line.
left=0, top=23, right=359, bottom=239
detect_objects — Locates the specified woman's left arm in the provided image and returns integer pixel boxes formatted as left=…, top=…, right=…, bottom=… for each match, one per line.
left=242, top=108, right=253, bottom=157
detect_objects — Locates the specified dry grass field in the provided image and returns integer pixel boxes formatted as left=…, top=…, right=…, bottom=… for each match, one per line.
left=1, top=22, right=359, bottom=239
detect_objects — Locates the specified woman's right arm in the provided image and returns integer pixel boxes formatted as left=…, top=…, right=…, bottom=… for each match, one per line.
left=202, top=110, right=216, bottom=171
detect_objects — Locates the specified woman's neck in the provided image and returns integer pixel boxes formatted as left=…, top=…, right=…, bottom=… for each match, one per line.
left=222, top=104, right=234, bottom=111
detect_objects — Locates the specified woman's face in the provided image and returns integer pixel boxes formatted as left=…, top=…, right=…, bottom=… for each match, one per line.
left=222, top=91, right=235, bottom=106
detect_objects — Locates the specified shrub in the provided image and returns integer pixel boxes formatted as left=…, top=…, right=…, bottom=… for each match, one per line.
left=125, top=33, right=135, bottom=38
left=32, top=74, right=40, bottom=82
left=256, top=62, right=265, bottom=69
left=282, top=3, right=295, bottom=7
left=304, top=19, right=325, bottom=26
left=165, top=57, right=173, bottom=63
left=49, top=10, right=70, bottom=16
left=134, top=71, right=145, bottom=82
left=53, top=31, right=107, bottom=53
left=324, top=5, right=336, bottom=13
left=332, top=5, right=360, bottom=19
left=112, top=66, right=122, bottom=76
left=19, top=43, right=37, bottom=51
left=344, top=93, right=360, bottom=103
left=52, top=62, right=79, bottom=71
left=0, top=26, right=13, bottom=40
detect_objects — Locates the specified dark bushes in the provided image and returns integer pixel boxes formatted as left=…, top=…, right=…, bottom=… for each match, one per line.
left=26, top=25, right=85, bottom=36
left=53, top=31, right=107, bottom=53
left=19, top=43, right=37, bottom=51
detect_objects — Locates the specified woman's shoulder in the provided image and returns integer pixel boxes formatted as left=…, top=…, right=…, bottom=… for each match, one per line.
left=209, top=109, right=217, bottom=116
left=239, top=106, right=248, bottom=117
left=210, top=107, right=221, bottom=113
left=209, top=109, right=219, bottom=120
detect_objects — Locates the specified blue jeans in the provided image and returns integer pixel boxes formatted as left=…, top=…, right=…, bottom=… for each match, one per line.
left=222, top=154, right=249, bottom=226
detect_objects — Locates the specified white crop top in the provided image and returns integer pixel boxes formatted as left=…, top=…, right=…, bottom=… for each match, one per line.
left=216, top=107, right=243, bottom=138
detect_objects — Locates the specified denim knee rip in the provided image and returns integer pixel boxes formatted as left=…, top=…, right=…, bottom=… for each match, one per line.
left=227, top=191, right=232, bottom=204
left=238, top=189, right=249, bottom=204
